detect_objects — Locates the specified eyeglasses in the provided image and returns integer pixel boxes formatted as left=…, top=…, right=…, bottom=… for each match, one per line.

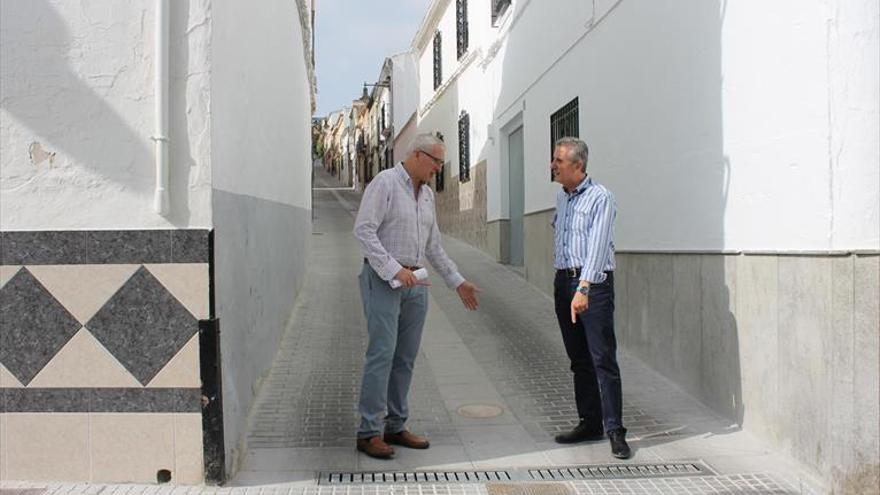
left=419, top=150, right=445, bottom=166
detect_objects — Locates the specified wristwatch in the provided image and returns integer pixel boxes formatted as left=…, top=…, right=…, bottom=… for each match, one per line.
left=577, top=285, right=590, bottom=296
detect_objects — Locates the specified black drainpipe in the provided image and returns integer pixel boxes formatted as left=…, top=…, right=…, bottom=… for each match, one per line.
left=200, top=229, right=226, bottom=483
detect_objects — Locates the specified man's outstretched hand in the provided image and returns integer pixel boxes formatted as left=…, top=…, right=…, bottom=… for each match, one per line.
left=456, top=281, right=481, bottom=310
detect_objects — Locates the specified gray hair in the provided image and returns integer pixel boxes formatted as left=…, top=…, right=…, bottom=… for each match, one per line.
left=554, top=137, right=589, bottom=171
left=407, top=133, right=446, bottom=157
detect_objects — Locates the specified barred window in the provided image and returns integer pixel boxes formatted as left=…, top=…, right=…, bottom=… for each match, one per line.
left=491, top=0, right=511, bottom=26
left=458, top=111, right=471, bottom=183
left=456, top=0, right=469, bottom=59
left=433, top=31, right=442, bottom=90
left=434, top=132, right=445, bottom=192
left=550, top=97, right=579, bottom=179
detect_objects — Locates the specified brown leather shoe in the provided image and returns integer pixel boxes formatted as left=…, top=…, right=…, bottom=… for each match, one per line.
left=383, top=430, right=430, bottom=449
left=356, top=436, right=395, bottom=459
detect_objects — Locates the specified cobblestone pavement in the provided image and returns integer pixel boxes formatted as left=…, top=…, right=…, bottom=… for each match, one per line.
left=1, top=164, right=824, bottom=494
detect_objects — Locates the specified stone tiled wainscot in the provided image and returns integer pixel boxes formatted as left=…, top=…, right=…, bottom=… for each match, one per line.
left=0, top=230, right=210, bottom=483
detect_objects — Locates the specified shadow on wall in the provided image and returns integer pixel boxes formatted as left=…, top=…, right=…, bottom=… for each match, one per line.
left=0, top=0, right=200, bottom=227
left=491, top=0, right=743, bottom=437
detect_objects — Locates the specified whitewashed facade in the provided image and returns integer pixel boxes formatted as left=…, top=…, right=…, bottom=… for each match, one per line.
left=411, top=0, right=879, bottom=491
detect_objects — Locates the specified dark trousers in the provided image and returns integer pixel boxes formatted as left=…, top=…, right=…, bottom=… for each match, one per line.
left=553, top=271, right=625, bottom=434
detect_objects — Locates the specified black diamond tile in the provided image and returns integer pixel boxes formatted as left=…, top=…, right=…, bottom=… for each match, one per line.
left=86, top=266, right=198, bottom=385
left=0, top=268, right=82, bottom=385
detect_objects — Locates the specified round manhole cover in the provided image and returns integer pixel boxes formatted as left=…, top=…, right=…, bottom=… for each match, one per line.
left=456, top=404, right=504, bottom=418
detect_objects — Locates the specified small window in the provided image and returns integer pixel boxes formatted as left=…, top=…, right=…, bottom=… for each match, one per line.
left=433, top=31, right=442, bottom=90
left=491, top=0, right=511, bottom=26
left=457, top=0, right=469, bottom=59
left=435, top=132, right=445, bottom=192
left=458, top=111, right=471, bottom=183
left=550, top=97, right=579, bottom=179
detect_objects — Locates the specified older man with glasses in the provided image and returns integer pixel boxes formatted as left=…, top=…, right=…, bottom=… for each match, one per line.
left=353, top=133, right=481, bottom=459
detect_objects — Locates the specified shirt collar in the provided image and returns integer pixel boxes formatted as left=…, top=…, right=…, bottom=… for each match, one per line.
left=394, top=162, right=412, bottom=185
left=395, top=161, right=429, bottom=190
left=567, top=176, right=592, bottom=196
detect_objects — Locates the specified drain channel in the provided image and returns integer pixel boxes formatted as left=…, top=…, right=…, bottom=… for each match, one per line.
left=319, top=461, right=714, bottom=485
left=323, top=471, right=512, bottom=484
left=529, top=462, right=712, bottom=480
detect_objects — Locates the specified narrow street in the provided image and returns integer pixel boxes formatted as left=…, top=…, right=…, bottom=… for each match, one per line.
left=230, top=164, right=821, bottom=493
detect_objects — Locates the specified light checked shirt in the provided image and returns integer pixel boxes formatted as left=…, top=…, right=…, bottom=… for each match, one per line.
left=354, top=162, right=465, bottom=288
left=553, top=176, right=617, bottom=284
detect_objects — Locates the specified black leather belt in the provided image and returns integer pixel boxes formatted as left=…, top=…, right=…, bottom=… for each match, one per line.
left=557, top=267, right=582, bottom=278
left=556, top=268, right=614, bottom=279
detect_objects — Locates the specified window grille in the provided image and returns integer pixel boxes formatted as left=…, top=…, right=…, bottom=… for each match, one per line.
left=491, top=0, right=511, bottom=26
left=458, top=111, right=471, bottom=183
left=433, top=31, right=442, bottom=90
left=550, top=97, right=579, bottom=179
left=457, top=0, right=469, bottom=59
left=434, top=132, right=445, bottom=192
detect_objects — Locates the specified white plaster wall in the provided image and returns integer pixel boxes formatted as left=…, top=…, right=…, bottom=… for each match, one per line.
left=828, top=0, right=880, bottom=249
left=0, top=0, right=213, bottom=230
left=210, top=0, right=314, bottom=476
left=394, top=117, right=417, bottom=164
left=415, top=0, right=494, bottom=176
left=391, top=52, right=419, bottom=140
left=485, top=0, right=879, bottom=251
left=211, top=1, right=312, bottom=210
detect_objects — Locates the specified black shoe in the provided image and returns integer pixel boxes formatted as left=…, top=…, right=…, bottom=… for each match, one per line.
left=609, top=429, right=632, bottom=459
left=554, top=421, right=605, bottom=444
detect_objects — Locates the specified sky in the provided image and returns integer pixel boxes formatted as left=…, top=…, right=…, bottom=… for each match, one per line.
left=314, top=0, right=434, bottom=117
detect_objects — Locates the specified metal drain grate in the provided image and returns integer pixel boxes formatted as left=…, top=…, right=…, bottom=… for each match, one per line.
left=319, top=461, right=714, bottom=485
left=322, top=471, right=513, bottom=485
left=529, top=462, right=713, bottom=480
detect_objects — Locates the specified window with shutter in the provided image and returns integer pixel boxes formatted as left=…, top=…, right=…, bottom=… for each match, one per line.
left=550, top=97, right=579, bottom=180
left=458, top=111, right=471, bottom=183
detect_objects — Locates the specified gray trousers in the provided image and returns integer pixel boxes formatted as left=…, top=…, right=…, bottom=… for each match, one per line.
left=356, top=262, right=429, bottom=438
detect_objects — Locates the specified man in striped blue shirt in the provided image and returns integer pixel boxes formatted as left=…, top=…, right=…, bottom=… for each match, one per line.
left=550, top=137, right=630, bottom=459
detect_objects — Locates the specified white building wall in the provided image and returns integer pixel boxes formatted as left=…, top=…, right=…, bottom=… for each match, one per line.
left=0, top=0, right=213, bottom=230
left=828, top=0, right=880, bottom=250
left=476, top=0, right=879, bottom=489
left=391, top=52, right=419, bottom=142
left=487, top=0, right=879, bottom=252
left=210, top=0, right=314, bottom=476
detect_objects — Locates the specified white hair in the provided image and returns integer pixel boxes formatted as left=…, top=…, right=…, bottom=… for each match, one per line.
left=407, top=133, right=446, bottom=157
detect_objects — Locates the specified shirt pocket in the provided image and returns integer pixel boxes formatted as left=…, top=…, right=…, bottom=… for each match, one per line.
left=571, top=206, right=591, bottom=235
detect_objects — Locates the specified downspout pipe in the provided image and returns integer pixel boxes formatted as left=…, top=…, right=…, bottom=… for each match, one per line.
left=153, top=0, right=170, bottom=215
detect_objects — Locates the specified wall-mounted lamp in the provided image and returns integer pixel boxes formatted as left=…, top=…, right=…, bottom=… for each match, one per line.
left=363, top=80, right=390, bottom=91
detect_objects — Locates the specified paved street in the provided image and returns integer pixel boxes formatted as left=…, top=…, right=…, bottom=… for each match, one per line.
left=233, top=164, right=823, bottom=493
left=1, top=164, right=825, bottom=494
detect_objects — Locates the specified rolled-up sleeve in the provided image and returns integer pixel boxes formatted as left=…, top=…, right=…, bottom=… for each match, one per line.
left=424, top=214, right=465, bottom=289
left=353, top=177, right=402, bottom=281
left=580, top=192, right=616, bottom=284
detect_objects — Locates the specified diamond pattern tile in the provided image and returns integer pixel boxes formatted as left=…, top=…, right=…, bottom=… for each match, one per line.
left=0, top=268, right=82, bottom=385
left=86, top=266, right=199, bottom=385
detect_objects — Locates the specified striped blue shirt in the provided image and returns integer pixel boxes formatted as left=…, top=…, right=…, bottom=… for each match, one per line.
left=552, top=176, right=616, bottom=284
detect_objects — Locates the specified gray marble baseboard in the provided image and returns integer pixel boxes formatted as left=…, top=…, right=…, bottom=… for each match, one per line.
left=0, top=387, right=201, bottom=413
left=0, top=229, right=210, bottom=265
